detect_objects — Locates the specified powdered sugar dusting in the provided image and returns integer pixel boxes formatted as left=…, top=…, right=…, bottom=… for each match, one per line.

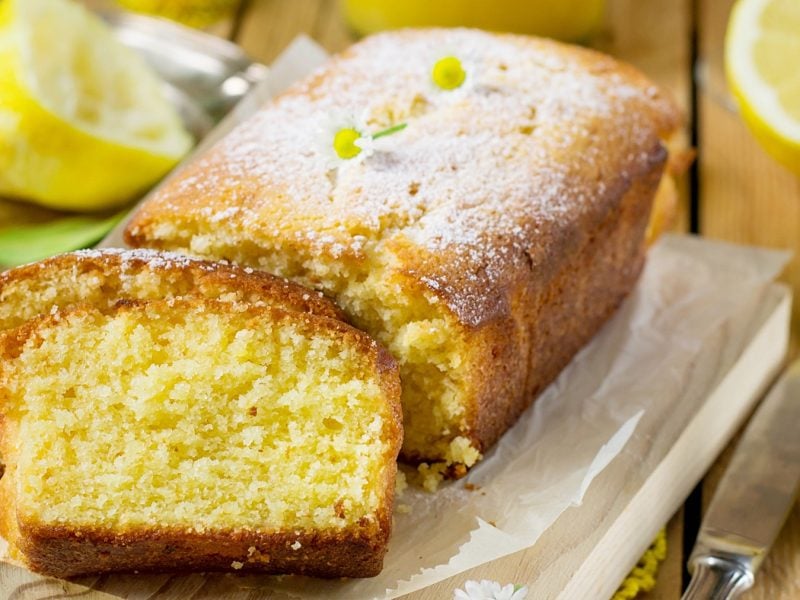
left=73, top=247, right=218, bottom=271
left=132, top=29, right=679, bottom=322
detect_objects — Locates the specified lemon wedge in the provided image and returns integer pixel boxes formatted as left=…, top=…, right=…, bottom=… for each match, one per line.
left=726, top=0, right=800, bottom=174
left=0, top=0, right=192, bottom=211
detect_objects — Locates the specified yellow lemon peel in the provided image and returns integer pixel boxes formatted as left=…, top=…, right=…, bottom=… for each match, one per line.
left=0, top=0, right=191, bottom=211
left=726, top=0, right=800, bottom=174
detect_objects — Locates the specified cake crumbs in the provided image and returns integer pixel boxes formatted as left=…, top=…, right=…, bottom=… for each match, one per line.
left=417, top=462, right=447, bottom=492
left=231, top=561, right=244, bottom=570
left=394, top=469, right=408, bottom=495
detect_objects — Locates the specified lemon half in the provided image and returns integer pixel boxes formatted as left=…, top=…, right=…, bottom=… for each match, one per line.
left=726, top=0, right=800, bottom=174
left=0, top=0, right=192, bottom=211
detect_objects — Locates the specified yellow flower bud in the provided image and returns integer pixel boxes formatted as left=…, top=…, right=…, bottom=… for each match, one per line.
left=333, top=127, right=362, bottom=159
left=432, top=56, right=466, bottom=90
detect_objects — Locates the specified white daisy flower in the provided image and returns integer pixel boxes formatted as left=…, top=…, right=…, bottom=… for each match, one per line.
left=316, top=111, right=371, bottom=169
left=453, top=579, right=529, bottom=600
left=316, top=111, right=406, bottom=169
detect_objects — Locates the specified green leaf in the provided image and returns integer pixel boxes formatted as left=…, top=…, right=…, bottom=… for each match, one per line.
left=0, top=209, right=128, bottom=268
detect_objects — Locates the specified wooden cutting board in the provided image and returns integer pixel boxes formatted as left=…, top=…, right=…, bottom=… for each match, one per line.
left=0, top=281, right=789, bottom=599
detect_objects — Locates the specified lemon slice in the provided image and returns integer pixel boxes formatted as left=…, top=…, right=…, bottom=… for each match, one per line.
left=726, top=0, right=800, bottom=174
left=0, top=0, right=192, bottom=211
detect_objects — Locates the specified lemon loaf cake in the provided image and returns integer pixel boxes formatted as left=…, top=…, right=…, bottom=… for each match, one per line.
left=0, top=248, right=344, bottom=332
left=0, top=298, right=402, bottom=578
left=126, top=29, right=684, bottom=475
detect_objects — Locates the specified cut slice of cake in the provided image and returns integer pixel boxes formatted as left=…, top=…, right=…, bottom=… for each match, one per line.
left=125, top=28, right=686, bottom=479
left=0, top=298, right=401, bottom=578
left=0, top=248, right=344, bottom=332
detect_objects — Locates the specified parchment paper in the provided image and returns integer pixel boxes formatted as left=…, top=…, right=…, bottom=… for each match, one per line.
left=6, top=37, right=791, bottom=600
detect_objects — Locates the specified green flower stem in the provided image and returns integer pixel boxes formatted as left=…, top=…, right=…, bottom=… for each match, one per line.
left=372, top=123, right=407, bottom=139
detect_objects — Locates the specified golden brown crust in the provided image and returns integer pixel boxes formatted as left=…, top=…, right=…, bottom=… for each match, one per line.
left=0, top=248, right=345, bottom=332
left=16, top=522, right=388, bottom=578
left=0, top=298, right=402, bottom=579
left=454, top=147, right=665, bottom=458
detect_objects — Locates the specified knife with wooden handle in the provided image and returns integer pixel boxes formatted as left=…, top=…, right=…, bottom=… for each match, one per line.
left=682, top=359, right=800, bottom=599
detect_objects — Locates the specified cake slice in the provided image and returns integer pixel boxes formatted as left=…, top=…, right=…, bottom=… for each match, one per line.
left=0, top=297, right=401, bottom=578
left=125, top=28, right=686, bottom=479
left=0, top=248, right=344, bottom=332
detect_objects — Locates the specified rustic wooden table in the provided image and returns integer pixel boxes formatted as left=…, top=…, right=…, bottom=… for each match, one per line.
left=221, top=1, right=800, bottom=598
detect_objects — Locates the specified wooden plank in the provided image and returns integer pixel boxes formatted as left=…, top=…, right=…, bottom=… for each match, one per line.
left=235, top=0, right=353, bottom=65
left=596, top=0, right=693, bottom=236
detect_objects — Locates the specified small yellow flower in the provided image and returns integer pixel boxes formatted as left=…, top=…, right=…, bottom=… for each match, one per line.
left=326, top=121, right=406, bottom=165
left=333, top=127, right=363, bottom=159
left=432, top=56, right=467, bottom=90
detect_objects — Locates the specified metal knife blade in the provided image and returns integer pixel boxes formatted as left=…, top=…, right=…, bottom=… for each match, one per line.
left=682, top=359, right=800, bottom=599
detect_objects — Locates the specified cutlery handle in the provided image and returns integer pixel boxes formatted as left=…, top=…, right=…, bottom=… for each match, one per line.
left=681, top=556, right=754, bottom=600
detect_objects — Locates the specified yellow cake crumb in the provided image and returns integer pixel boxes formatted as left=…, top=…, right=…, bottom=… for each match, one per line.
left=446, top=436, right=482, bottom=467
left=6, top=301, right=396, bottom=533
left=395, top=470, right=408, bottom=496
left=417, top=462, right=448, bottom=492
